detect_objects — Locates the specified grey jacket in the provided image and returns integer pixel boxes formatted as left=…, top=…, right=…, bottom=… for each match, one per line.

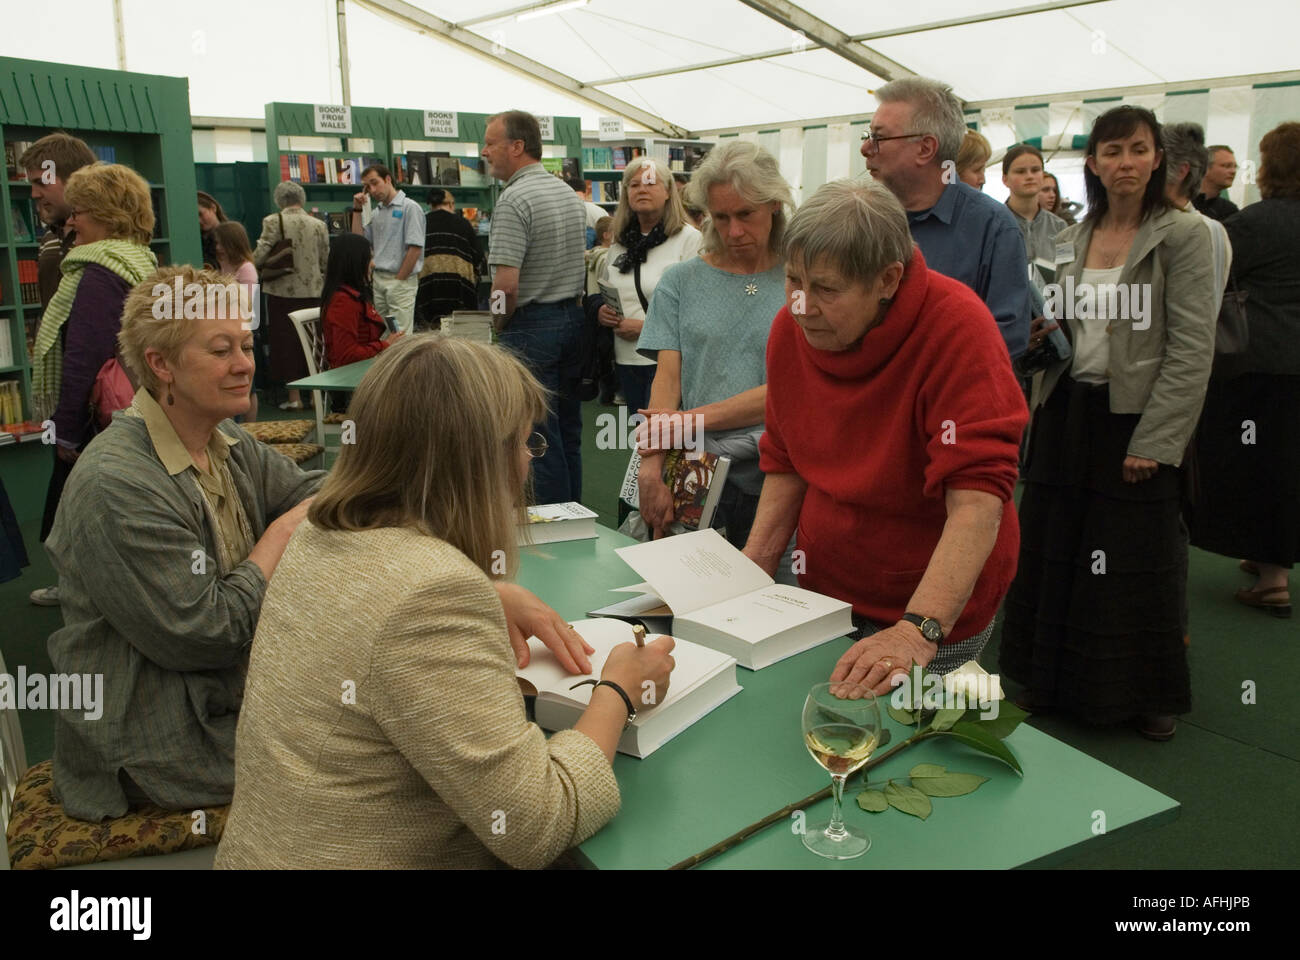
left=1039, top=205, right=1217, bottom=467
left=45, top=414, right=323, bottom=820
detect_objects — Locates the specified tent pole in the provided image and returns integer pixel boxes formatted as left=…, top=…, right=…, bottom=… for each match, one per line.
left=113, top=0, right=128, bottom=71
left=337, top=0, right=352, bottom=106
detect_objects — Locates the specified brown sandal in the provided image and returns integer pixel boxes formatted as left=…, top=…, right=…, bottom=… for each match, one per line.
left=1234, top=585, right=1291, bottom=618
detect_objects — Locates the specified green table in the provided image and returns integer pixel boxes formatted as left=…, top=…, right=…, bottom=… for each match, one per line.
left=287, top=359, right=374, bottom=464
left=517, top=527, right=1180, bottom=870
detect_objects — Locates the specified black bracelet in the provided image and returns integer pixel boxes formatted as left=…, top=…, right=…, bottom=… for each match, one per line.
left=570, top=678, right=635, bottom=719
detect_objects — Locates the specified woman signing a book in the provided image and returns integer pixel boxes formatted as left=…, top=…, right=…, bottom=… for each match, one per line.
left=217, top=336, right=676, bottom=869
left=742, top=178, right=1027, bottom=691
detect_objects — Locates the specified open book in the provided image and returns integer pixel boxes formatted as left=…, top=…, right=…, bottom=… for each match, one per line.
left=619, top=449, right=730, bottom=532
left=590, top=528, right=853, bottom=670
left=518, top=502, right=599, bottom=546
left=516, top=618, right=740, bottom=758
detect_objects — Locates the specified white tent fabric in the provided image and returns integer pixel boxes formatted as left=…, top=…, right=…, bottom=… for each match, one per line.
left=2, top=0, right=1294, bottom=209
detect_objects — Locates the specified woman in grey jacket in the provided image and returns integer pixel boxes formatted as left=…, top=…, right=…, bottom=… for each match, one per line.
left=1001, top=106, right=1217, bottom=742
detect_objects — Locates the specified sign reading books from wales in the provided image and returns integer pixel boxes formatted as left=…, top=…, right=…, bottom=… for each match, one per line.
left=314, top=104, right=352, bottom=134
left=599, top=116, right=625, bottom=141
left=537, top=115, right=555, bottom=142
left=423, top=110, right=459, bottom=138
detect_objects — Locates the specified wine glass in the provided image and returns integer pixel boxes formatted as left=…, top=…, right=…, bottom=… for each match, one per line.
left=801, top=681, right=882, bottom=860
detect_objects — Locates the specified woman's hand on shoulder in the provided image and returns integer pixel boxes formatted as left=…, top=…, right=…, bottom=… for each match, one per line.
left=495, top=581, right=594, bottom=674
left=602, top=634, right=676, bottom=709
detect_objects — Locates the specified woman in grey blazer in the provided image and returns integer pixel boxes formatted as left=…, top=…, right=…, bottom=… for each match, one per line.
left=1001, top=106, right=1217, bottom=742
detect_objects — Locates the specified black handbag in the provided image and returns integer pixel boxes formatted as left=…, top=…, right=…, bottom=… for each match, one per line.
left=1215, top=275, right=1249, bottom=355
left=259, top=212, right=295, bottom=282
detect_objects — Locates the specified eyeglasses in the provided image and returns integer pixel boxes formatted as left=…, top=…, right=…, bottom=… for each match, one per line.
left=860, top=131, right=927, bottom=150
left=67, top=209, right=90, bottom=220
left=524, top=432, right=548, bottom=459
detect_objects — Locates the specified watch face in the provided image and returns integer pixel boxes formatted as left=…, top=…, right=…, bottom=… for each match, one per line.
left=922, top=619, right=944, bottom=642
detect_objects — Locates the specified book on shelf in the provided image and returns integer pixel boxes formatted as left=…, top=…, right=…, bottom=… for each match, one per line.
left=17, top=260, right=39, bottom=304
left=618, top=449, right=731, bottom=533
left=92, top=145, right=116, bottom=163
left=516, top=618, right=740, bottom=758
left=405, top=151, right=432, bottom=185
left=518, top=501, right=598, bottom=545
left=589, top=528, right=853, bottom=670
left=434, top=158, right=460, bottom=186
left=4, top=140, right=34, bottom=180
left=460, top=206, right=480, bottom=228
left=0, top=320, right=11, bottom=367
left=457, top=159, right=490, bottom=187
left=0, top=382, right=36, bottom=426
left=10, top=202, right=33, bottom=242
left=327, top=211, right=349, bottom=234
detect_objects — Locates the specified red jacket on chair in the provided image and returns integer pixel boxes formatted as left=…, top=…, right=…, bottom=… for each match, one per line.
left=322, top=285, right=390, bottom=369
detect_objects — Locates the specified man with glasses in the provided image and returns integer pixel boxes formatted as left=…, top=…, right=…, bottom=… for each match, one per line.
left=483, top=110, right=587, bottom=506
left=862, top=78, right=1031, bottom=358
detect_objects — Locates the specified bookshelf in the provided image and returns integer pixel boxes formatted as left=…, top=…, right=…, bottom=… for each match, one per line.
left=581, top=136, right=713, bottom=210
left=0, top=57, right=200, bottom=427
left=263, top=102, right=389, bottom=234
left=385, top=109, right=583, bottom=245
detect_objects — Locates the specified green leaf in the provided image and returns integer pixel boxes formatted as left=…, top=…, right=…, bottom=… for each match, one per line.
left=911, top=772, right=989, bottom=798
left=908, top=763, right=948, bottom=779
left=884, top=781, right=932, bottom=820
left=856, top=789, right=888, bottom=813
left=929, top=707, right=966, bottom=731
left=969, top=699, right=1029, bottom=740
left=937, top=721, right=1023, bottom=775
left=887, top=705, right=918, bottom=726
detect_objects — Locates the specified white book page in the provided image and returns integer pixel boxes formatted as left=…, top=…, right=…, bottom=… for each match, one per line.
left=614, top=528, right=772, bottom=616
left=683, top=585, right=851, bottom=645
left=527, top=502, right=598, bottom=523
left=516, top=618, right=731, bottom=710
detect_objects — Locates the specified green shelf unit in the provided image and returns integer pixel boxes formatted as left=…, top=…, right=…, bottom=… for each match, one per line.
left=0, top=56, right=199, bottom=424
left=195, top=160, right=272, bottom=251
left=263, top=102, right=389, bottom=226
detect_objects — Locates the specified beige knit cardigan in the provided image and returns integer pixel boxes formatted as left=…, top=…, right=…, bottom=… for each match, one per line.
left=214, top=522, right=620, bottom=869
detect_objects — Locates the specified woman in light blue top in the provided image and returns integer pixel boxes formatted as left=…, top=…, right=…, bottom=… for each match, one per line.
left=636, top=141, right=793, bottom=545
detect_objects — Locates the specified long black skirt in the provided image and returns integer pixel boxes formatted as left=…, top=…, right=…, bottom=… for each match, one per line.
left=1187, top=373, right=1300, bottom=568
left=266, top=294, right=315, bottom=385
left=1000, top=376, right=1191, bottom=724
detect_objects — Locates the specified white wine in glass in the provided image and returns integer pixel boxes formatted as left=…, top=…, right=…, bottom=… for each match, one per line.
left=801, top=682, right=881, bottom=860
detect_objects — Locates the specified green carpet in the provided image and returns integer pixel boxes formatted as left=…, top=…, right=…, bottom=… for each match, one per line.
left=2, top=397, right=1296, bottom=869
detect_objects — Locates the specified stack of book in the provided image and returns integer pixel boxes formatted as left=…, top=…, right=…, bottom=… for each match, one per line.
left=440, top=311, right=494, bottom=344
left=517, top=501, right=599, bottom=545
left=0, top=382, right=31, bottom=424
left=582, top=145, right=644, bottom=170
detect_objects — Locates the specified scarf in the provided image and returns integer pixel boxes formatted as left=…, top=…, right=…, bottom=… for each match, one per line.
left=31, top=239, right=159, bottom=421
left=613, top=220, right=669, bottom=274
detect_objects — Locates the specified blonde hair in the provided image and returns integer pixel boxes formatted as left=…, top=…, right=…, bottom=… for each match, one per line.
left=685, top=140, right=793, bottom=256
left=119, top=264, right=246, bottom=394
left=611, top=157, right=687, bottom=240
left=64, top=163, right=155, bottom=244
left=957, top=129, right=992, bottom=179
left=309, top=336, right=548, bottom=578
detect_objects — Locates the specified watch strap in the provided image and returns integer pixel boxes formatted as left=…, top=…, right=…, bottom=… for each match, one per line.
left=901, top=612, right=943, bottom=643
left=570, top=678, right=637, bottom=728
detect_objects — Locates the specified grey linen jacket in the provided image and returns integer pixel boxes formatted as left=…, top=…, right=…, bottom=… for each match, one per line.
left=45, top=413, right=323, bottom=821
left=1039, top=205, right=1217, bottom=467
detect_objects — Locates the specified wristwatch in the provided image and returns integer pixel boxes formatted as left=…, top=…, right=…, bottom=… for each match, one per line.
left=901, top=613, right=944, bottom=644
left=570, top=679, right=637, bottom=730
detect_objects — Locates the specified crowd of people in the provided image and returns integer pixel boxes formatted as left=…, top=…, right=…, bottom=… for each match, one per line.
left=1, top=80, right=1296, bottom=868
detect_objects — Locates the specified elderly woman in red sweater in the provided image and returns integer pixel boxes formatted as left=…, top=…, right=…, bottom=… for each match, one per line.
left=743, top=178, right=1027, bottom=691
left=321, top=233, right=402, bottom=370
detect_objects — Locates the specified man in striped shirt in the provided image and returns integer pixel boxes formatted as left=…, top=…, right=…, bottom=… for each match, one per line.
left=484, top=110, right=587, bottom=505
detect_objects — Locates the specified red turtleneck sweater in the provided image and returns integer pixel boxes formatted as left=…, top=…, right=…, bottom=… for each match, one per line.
left=759, top=248, right=1028, bottom=643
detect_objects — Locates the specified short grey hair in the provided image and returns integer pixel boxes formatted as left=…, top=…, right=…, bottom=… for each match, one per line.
left=685, top=140, right=794, bottom=256
left=874, top=77, right=968, bottom=165
left=784, top=178, right=914, bottom=283
left=1164, top=122, right=1209, bottom=200
left=274, top=180, right=306, bottom=209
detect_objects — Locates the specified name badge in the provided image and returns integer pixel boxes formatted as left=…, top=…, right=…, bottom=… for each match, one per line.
left=1054, top=241, right=1074, bottom=265
left=392, top=208, right=404, bottom=220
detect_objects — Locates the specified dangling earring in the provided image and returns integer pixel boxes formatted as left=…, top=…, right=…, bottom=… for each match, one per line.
left=167, top=383, right=174, bottom=406
left=879, top=297, right=893, bottom=309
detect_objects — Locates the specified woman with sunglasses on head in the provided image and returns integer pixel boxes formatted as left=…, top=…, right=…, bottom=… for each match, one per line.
left=216, top=336, right=676, bottom=869
left=1000, top=106, right=1217, bottom=742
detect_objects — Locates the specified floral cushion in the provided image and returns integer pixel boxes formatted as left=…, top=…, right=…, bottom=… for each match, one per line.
left=269, top=442, right=324, bottom=465
left=323, top=412, right=349, bottom=425
left=241, top=419, right=314, bottom=444
left=5, top=760, right=228, bottom=870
